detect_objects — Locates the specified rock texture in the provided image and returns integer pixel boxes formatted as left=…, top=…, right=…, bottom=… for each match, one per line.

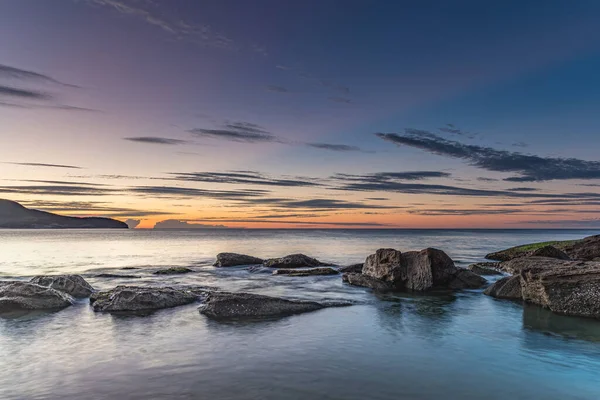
left=562, top=235, right=600, bottom=261
left=529, top=245, right=571, bottom=260
left=0, top=199, right=127, bottom=229
left=468, top=262, right=503, bottom=275
left=484, top=257, right=600, bottom=319
left=90, top=286, right=199, bottom=312
left=214, top=253, right=264, bottom=267
left=95, top=273, right=141, bottom=279
left=30, top=275, right=94, bottom=298
left=338, top=263, right=363, bottom=273
left=0, top=281, right=74, bottom=312
left=345, top=248, right=486, bottom=292
left=272, top=267, right=339, bottom=276
left=199, top=291, right=339, bottom=319
left=263, top=254, right=327, bottom=269
left=342, top=273, right=395, bottom=292
left=153, top=267, right=193, bottom=275
left=483, top=276, right=522, bottom=299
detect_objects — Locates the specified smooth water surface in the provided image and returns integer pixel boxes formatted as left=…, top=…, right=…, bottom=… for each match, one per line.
left=1, top=229, right=600, bottom=400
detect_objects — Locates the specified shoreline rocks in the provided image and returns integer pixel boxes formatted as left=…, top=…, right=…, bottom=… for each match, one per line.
left=90, top=286, right=200, bottom=312
left=485, top=235, right=600, bottom=262
left=484, top=257, right=600, bottom=319
left=338, top=263, right=363, bottom=273
left=30, top=275, right=94, bottom=298
left=263, top=254, right=327, bottom=269
left=273, top=267, right=339, bottom=277
left=0, top=281, right=74, bottom=312
left=214, top=253, right=264, bottom=267
left=344, top=248, right=486, bottom=292
left=199, top=291, right=347, bottom=319
left=468, top=262, right=503, bottom=275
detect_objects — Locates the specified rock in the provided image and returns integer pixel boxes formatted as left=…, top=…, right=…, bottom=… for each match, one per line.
left=0, top=281, right=74, bottom=312
left=498, top=257, right=574, bottom=274
left=484, top=276, right=522, bottom=299
left=342, top=273, right=395, bottom=292
left=519, top=263, right=600, bottom=319
left=95, top=273, right=141, bottom=279
left=30, top=275, right=94, bottom=298
left=530, top=245, right=571, bottom=260
left=121, top=267, right=140, bottom=270
left=199, top=291, right=343, bottom=319
left=353, top=248, right=485, bottom=292
left=153, top=267, right=193, bottom=275
left=263, top=254, right=327, bottom=269
left=214, top=253, right=264, bottom=267
left=562, top=235, right=600, bottom=261
left=90, top=286, right=199, bottom=312
left=468, top=262, right=503, bottom=275
left=272, top=267, right=339, bottom=276
left=338, top=263, right=364, bottom=273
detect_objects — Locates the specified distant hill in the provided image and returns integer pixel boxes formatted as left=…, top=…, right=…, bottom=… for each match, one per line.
left=0, top=199, right=128, bottom=229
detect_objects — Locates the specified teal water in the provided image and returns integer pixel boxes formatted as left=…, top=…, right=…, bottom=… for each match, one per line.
left=1, top=229, right=600, bottom=399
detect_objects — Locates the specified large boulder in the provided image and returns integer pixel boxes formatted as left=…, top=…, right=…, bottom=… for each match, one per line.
left=338, top=263, right=363, bottom=273
left=484, top=276, right=523, bottom=299
left=263, top=254, right=327, bottom=269
left=30, top=275, right=94, bottom=298
left=0, top=281, right=74, bottom=312
left=468, top=262, right=503, bottom=275
left=530, top=245, right=570, bottom=260
left=214, top=253, right=264, bottom=267
left=519, top=263, right=600, bottom=319
left=199, top=291, right=345, bottom=319
left=562, top=235, right=600, bottom=261
left=90, top=286, right=199, bottom=312
left=347, top=248, right=485, bottom=292
left=272, top=267, right=339, bottom=277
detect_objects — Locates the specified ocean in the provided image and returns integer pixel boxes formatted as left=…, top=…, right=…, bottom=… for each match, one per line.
left=1, top=229, right=600, bottom=400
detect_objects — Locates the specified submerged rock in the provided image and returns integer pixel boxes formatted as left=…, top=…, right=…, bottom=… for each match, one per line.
left=346, top=248, right=486, bottom=292
left=30, top=275, right=94, bottom=298
left=90, top=286, right=199, bottom=312
left=338, top=263, right=363, bottom=273
left=214, top=253, right=264, bottom=267
left=0, top=281, right=73, bottom=312
left=467, top=262, right=503, bottom=275
left=263, top=254, right=327, bottom=269
left=153, top=267, right=193, bottom=275
left=484, top=276, right=522, bottom=299
left=95, top=273, right=141, bottom=279
left=272, top=267, right=339, bottom=276
left=199, top=291, right=344, bottom=319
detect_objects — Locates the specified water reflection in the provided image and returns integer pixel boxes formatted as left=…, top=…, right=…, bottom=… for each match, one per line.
left=523, top=303, right=600, bottom=342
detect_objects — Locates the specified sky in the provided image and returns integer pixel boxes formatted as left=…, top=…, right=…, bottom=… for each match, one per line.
left=1, top=0, right=600, bottom=229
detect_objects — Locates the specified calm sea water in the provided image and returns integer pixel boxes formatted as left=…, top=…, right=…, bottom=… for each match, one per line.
left=1, top=229, right=600, bottom=400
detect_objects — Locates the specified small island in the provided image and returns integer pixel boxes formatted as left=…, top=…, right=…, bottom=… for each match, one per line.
left=0, top=199, right=127, bottom=229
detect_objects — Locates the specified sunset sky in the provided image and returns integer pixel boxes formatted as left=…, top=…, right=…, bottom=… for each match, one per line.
left=2, top=0, right=600, bottom=229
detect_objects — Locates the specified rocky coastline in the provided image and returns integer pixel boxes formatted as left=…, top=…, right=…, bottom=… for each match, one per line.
left=2, top=235, right=600, bottom=320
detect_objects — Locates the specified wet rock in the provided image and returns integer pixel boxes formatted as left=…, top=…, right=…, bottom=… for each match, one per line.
left=30, top=275, right=94, bottom=298
left=272, top=267, right=339, bottom=276
left=153, top=267, right=193, bottom=275
left=90, top=286, right=199, bottom=312
left=0, top=281, right=73, bottom=312
left=484, top=276, right=522, bottom=299
left=95, top=273, right=141, bottom=279
left=468, top=262, right=503, bottom=275
left=214, top=253, right=264, bottom=267
left=263, top=254, right=327, bottom=269
left=498, top=257, right=573, bottom=274
left=338, top=263, right=363, bottom=273
left=199, top=291, right=343, bottom=319
left=530, top=245, right=571, bottom=260
left=350, top=248, right=485, bottom=292
left=342, top=273, right=395, bottom=292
